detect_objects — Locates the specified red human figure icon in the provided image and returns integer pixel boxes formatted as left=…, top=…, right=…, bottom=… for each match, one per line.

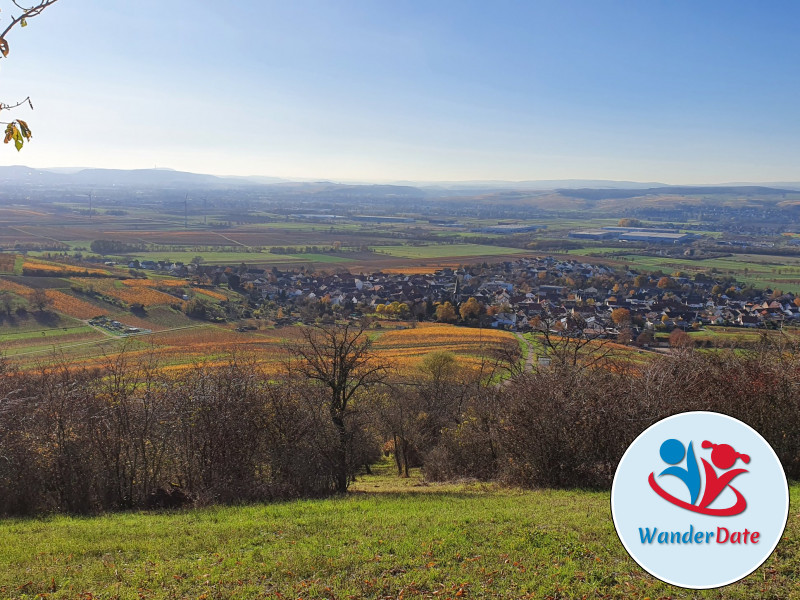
left=698, top=441, right=750, bottom=510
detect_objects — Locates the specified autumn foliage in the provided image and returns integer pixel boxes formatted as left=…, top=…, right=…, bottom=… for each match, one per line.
left=22, top=259, right=109, bottom=277
left=44, top=289, right=109, bottom=319
left=2, top=323, right=800, bottom=516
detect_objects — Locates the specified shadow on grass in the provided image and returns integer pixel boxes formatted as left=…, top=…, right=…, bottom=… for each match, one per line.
left=32, top=310, right=61, bottom=327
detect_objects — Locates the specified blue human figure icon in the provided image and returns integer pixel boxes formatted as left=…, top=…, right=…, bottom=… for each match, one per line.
left=658, top=438, right=701, bottom=505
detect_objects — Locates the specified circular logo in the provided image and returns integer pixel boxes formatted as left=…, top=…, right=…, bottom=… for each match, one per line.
left=611, top=411, right=789, bottom=589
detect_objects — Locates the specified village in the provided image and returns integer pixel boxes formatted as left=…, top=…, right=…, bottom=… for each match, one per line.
left=122, top=255, right=800, bottom=341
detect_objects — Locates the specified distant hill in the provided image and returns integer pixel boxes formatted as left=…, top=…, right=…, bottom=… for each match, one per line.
left=2, top=166, right=800, bottom=199
left=0, top=165, right=64, bottom=183
left=410, top=179, right=668, bottom=191
left=559, top=186, right=797, bottom=201
left=0, top=166, right=243, bottom=188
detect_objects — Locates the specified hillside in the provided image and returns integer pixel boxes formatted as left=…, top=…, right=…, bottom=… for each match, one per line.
left=0, top=463, right=797, bottom=599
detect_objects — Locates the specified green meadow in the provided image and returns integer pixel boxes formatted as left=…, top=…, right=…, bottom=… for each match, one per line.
left=372, top=244, right=526, bottom=259
left=566, top=249, right=800, bottom=293
left=1, top=463, right=797, bottom=599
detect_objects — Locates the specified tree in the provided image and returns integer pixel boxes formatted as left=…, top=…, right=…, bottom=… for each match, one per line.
left=531, top=307, right=614, bottom=370
left=657, top=276, right=674, bottom=290
left=435, top=301, right=458, bottom=323
left=636, top=330, right=655, bottom=347
left=459, top=297, right=483, bottom=321
left=29, top=287, right=50, bottom=312
left=610, top=307, right=631, bottom=326
left=0, top=290, right=15, bottom=316
left=285, top=322, right=390, bottom=493
left=669, top=328, right=692, bottom=349
left=90, top=239, right=142, bottom=255
left=1, top=1, right=60, bottom=151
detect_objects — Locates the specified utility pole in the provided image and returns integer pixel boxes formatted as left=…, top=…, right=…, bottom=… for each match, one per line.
left=184, top=194, right=188, bottom=229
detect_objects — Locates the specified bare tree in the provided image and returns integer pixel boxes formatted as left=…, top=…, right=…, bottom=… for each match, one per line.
left=1, top=0, right=60, bottom=150
left=284, top=322, right=390, bottom=492
left=530, top=306, right=614, bottom=370
left=29, top=287, right=50, bottom=312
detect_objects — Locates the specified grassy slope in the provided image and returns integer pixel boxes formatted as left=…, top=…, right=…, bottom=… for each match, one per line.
left=0, top=464, right=797, bottom=599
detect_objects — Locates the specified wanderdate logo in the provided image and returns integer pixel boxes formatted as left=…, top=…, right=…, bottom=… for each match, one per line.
left=648, top=438, right=750, bottom=516
left=611, top=412, right=789, bottom=589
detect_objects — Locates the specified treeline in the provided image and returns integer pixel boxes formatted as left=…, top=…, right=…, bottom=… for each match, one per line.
left=0, top=354, right=377, bottom=515
left=1, top=327, right=799, bottom=516
left=90, top=239, right=146, bottom=255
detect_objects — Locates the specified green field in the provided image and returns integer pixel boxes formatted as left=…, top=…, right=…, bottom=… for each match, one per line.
left=1, top=464, right=797, bottom=599
left=566, top=250, right=800, bottom=292
left=372, top=244, right=526, bottom=259
left=93, top=251, right=354, bottom=265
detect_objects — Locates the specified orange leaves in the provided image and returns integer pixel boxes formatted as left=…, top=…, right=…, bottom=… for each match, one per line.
left=44, top=290, right=109, bottom=319
left=372, top=325, right=514, bottom=374
left=22, top=260, right=109, bottom=276
left=377, top=325, right=513, bottom=353
left=194, top=288, right=227, bottom=301
left=74, top=278, right=185, bottom=308
left=3, top=122, right=27, bottom=151
left=0, top=278, right=34, bottom=296
left=118, top=287, right=183, bottom=307
left=121, top=279, right=186, bottom=288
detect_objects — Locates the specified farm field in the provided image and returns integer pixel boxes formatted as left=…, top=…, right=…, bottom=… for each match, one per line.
left=0, top=298, right=517, bottom=375
left=12, top=206, right=800, bottom=289
left=565, top=250, right=800, bottom=293
left=684, top=326, right=777, bottom=345
left=0, top=463, right=797, bottom=600
left=372, top=243, right=526, bottom=259
left=121, top=251, right=354, bottom=265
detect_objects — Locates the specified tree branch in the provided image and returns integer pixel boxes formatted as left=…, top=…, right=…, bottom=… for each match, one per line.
left=1, top=0, right=59, bottom=43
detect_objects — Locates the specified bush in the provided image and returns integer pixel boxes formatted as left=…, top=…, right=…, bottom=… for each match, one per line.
left=423, top=341, right=800, bottom=488
left=0, top=356, right=378, bottom=515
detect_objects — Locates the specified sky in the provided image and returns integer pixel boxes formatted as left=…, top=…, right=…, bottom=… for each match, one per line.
left=1, top=0, right=799, bottom=183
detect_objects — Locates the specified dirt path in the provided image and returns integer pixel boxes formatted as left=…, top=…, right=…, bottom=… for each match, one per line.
left=514, top=332, right=534, bottom=373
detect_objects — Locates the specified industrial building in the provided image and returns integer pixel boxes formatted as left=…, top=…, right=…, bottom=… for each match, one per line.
left=618, top=232, right=692, bottom=243
left=568, top=229, right=618, bottom=240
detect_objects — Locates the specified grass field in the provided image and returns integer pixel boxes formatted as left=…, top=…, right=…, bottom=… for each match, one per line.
left=75, top=251, right=357, bottom=265
left=372, top=244, right=526, bottom=259
left=565, top=249, right=800, bottom=292
left=0, top=462, right=797, bottom=599
left=0, top=315, right=517, bottom=376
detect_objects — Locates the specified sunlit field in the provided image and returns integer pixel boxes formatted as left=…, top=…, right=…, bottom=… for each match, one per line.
left=0, top=462, right=797, bottom=600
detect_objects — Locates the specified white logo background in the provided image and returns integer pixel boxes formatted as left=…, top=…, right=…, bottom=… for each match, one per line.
left=611, top=411, right=789, bottom=589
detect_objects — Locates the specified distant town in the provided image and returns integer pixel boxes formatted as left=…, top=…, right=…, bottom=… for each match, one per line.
left=99, top=254, right=798, bottom=341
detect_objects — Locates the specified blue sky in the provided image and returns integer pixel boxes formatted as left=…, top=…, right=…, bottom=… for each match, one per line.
left=2, top=0, right=799, bottom=183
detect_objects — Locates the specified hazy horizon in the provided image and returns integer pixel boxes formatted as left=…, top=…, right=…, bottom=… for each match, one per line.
left=6, top=164, right=800, bottom=189
left=2, top=1, right=800, bottom=183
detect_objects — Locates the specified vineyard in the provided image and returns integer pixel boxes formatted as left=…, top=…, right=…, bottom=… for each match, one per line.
left=0, top=278, right=34, bottom=297
left=73, top=278, right=187, bottom=308
left=44, top=290, right=110, bottom=319
left=194, top=288, right=229, bottom=301
left=120, top=278, right=187, bottom=288
left=0, top=246, right=519, bottom=377
left=0, top=254, right=16, bottom=273
left=21, top=259, right=110, bottom=277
